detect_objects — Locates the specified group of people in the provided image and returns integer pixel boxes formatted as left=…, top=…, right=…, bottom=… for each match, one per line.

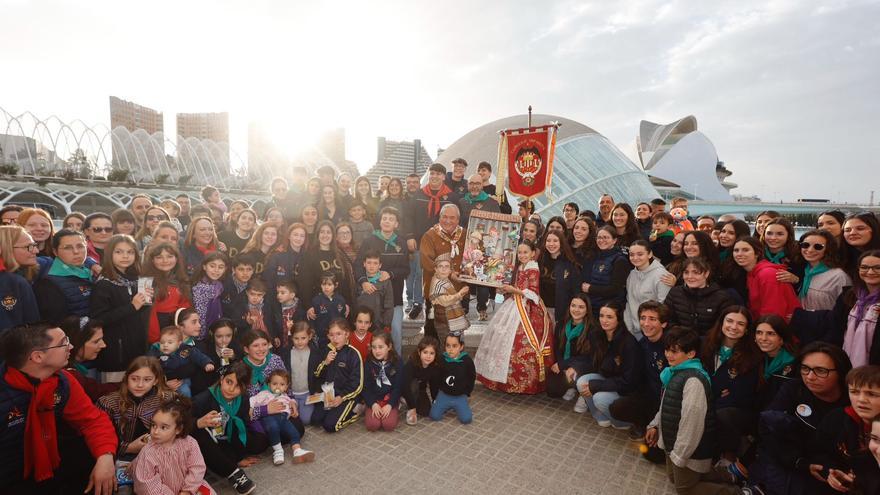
left=1, top=159, right=880, bottom=495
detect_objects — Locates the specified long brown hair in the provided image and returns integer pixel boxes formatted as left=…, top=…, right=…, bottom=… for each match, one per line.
left=585, top=301, right=625, bottom=370
left=142, top=242, right=190, bottom=299
left=562, top=293, right=594, bottom=355
left=117, top=356, right=173, bottom=419
left=700, top=305, right=758, bottom=374
left=98, top=234, right=140, bottom=281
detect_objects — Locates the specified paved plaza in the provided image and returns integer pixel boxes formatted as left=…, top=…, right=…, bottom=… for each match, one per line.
left=209, top=315, right=677, bottom=495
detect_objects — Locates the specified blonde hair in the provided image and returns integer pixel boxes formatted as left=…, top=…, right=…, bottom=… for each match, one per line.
left=0, top=224, right=30, bottom=273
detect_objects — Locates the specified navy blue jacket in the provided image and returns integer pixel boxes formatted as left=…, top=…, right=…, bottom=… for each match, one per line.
left=311, top=294, right=347, bottom=345
left=639, top=336, right=668, bottom=401
left=361, top=359, right=403, bottom=407
left=585, top=248, right=631, bottom=313
left=148, top=342, right=213, bottom=379
left=261, top=250, right=304, bottom=295
left=33, top=273, right=93, bottom=322
left=706, top=354, right=760, bottom=411
left=0, top=272, right=39, bottom=333
left=354, top=232, right=411, bottom=306
left=584, top=328, right=643, bottom=396
left=313, top=343, right=363, bottom=402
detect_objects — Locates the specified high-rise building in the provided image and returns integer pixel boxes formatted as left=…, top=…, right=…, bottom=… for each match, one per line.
left=364, top=137, right=433, bottom=185
left=109, top=96, right=163, bottom=134
left=109, top=96, right=164, bottom=178
left=176, top=112, right=230, bottom=180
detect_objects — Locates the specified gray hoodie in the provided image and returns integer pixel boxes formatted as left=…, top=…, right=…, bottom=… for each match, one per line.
left=624, top=258, right=671, bottom=338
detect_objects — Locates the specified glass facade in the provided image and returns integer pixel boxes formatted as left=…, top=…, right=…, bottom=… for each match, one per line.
left=532, top=133, right=659, bottom=215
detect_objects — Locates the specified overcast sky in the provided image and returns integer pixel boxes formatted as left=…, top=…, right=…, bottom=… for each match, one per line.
left=2, top=0, right=878, bottom=202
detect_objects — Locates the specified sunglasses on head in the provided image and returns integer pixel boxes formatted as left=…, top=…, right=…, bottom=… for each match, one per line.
left=799, top=242, right=825, bottom=251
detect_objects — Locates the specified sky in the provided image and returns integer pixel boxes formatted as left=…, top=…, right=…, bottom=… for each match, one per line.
left=1, top=0, right=878, bottom=203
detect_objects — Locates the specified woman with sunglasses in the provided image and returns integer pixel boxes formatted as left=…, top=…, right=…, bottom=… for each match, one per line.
left=798, top=230, right=851, bottom=311
left=749, top=342, right=852, bottom=494
left=83, top=213, right=114, bottom=264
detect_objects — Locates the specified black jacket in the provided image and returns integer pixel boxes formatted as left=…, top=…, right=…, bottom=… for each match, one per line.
left=583, top=328, right=643, bottom=396
left=435, top=353, right=476, bottom=397
left=90, top=275, right=150, bottom=372
left=354, top=232, right=411, bottom=306
left=665, top=282, right=735, bottom=335
left=791, top=288, right=880, bottom=365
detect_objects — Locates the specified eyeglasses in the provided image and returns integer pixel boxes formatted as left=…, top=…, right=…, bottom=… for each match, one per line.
left=1, top=218, right=16, bottom=225
left=799, top=242, right=825, bottom=251
left=800, top=364, right=835, bottom=378
left=37, top=336, right=71, bottom=351
left=146, top=215, right=165, bottom=222
left=859, top=265, right=880, bottom=273
left=13, top=242, right=40, bottom=252
left=91, top=227, right=113, bottom=233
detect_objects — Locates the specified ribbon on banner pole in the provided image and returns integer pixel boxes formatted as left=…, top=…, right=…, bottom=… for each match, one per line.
left=496, top=124, right=558, bottom=203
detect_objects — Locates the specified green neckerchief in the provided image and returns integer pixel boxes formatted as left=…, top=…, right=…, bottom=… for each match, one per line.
left=184, top=337, right=195, bottom=346
left=48, top=257, right=91, bottom=280
left=656, top=230, right=674, bottom=238
left=372, top=230, right=398, bottom=251
left=367, top=273, right=381, bottom=284
left=764, top=349, right=795, bottom=379
left=244, top=356, right=269, bottom=386
left=208, top=385, right=247, bottom=445
left=462, top=191, right=490, bottom=204
left=444, top=351, right=469, bottom=363
left=72, top=361, right=89, bottom=374
left=799, top=262, right=830, bottom=299
left=764, top=247, right=786, bottom=265
left=718, top=346, right=733, bottom=367
left=660, top=358, right=711, bottom=388
left=563, top=321, right=585, bottom=361
left=719, top=249, right=731, bottom=262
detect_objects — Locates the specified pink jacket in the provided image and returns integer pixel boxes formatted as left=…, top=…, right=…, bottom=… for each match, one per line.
left=747, top=260, right=801, bottom=322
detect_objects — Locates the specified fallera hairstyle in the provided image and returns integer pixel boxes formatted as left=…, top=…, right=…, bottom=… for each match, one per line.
left=142, top=241, right=190, bottom=299
left=409, top=336, right=441, bottom=367
left=701, top=305, right=758, bottom=374
left=370, top=332, right=399, bottom=365
left=156, top=395, right=193, bottom=438
left=799, top=229, right=842, bottom=268
left=846, top=365, right=880, bottom=390
left=664, top=326, right=701, bottom=354
left=98, top=234, right=140, bottom=280
left=638, top=300, right=671, bottom=323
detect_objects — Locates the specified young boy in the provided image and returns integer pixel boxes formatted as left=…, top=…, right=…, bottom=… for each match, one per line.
left=222, top=255, right=256, bottom=318
left=311, top=318, right=363, bottom=433
left=348, top=201, right=373, bottom=248
left=356, top=251, right=394, bottom=331
left=430, top=333, right=475, bottom=424
left=650, top=211, right=675, bottom=265
left=147, top=326, right=214, bottom=397
left=348, top=307, right=375, bottom=364
left=429, top=254, right=470, bottom=344
left=646, top=327, right=740, bottom=494
left=232, top=279, right=273, bottom=338
left=201, top=185, right=227, bottom=215
left=271, top=278, right=303, bottom=349
left=308, top=272, right=349, bottom=346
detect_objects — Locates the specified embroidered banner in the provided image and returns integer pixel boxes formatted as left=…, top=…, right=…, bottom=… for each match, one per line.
left=495, top=124, right=558, bottom=201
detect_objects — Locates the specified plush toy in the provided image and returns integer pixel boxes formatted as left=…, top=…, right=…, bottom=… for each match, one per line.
left=669, top=207, right=694, bottom=234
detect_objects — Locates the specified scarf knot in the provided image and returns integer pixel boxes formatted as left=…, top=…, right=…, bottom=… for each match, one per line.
left=422, top=184, right=453, bottom=217
left=659, top=358, right=711, bottom=388
left=563, top=321, right=585, bottom=361
left=372, top=230, right=399, bottom=251
left=763, top=349, right=795, bottom=379
left=375, top=361, right=392, bottom=388
left=47, top=258, right=92, bottom=280
left=799, top=262, right=830, bottom=299
left=463, top=191, right=489, bottom=204
left=434, top=224, right=463, bottom=259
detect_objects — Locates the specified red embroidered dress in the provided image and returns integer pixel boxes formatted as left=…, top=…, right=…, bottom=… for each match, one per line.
left=476, top=261, right=555, bottom=394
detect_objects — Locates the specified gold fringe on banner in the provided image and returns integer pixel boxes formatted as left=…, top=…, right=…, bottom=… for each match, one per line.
left=495, top=131, right=509, bottom=205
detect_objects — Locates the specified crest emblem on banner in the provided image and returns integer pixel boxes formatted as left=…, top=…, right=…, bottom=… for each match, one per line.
left=514, top=148, right=542, bottom=186
left=494, top=121, right=559, bottom=201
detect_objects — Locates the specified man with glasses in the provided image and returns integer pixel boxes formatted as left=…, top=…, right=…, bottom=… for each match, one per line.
left=562, top=202, right=579, bottom=230
left=33, top=230, right=93, bottom=322
left=1, top=322, right=117, bottom=494
left=1, top=205, right=24, bottom=225
left=82, top=213, right=112, bottom=263
left=458, top=174, right=501, bottom=321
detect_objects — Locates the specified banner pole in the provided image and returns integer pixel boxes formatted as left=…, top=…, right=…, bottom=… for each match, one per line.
left=528, top=105, right=532, bottom=128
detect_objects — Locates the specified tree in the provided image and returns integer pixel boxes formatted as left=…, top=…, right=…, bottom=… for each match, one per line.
left=68, top=148, right=94, bottom=179
left=107, top=168, right=130, bottom=182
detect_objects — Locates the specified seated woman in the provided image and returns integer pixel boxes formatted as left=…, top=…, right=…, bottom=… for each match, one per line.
left=60, top=316, right=118, bottom=401
left=581, top=226, right=631, bottom=316
left=191, top=361, right=268, bottom=494
left=754, top=314, right=798, bottom=411
left=749, top=342, right=852, bottom=495
left=97, top=356, right=175, bottom=461
left=791, top=250, right=880, bottom=366
left=700, top=305, right=760, bottom=480
left=573, top=302, right=642, bottom=431
left=797, top=229, right=851, bottom=311
left=546, top=294, right=595, bottom=400
left=732, top=236, right=800, bottom=321
left=665, top=258, right=735, bottom=336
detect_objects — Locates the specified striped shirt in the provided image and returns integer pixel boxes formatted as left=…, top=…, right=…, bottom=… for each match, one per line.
left=132, top=435, right=215, bottom=494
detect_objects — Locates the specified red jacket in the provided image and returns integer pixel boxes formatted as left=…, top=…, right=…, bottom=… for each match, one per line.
left=747, top=260, right=801, bottom=322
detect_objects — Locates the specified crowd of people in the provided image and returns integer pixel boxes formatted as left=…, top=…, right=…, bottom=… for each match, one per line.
left=1, top=159, right=880, bottom=495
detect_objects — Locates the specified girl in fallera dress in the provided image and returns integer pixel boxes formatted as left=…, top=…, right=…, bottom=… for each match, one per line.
left=475, top=239, right=555, bottom=394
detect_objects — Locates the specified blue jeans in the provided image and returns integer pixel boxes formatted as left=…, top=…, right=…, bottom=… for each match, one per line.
left=176, top=378, right=192, bottom=398
left=429, top=390, right=472, bottom=424
left=259, top=413, right=301, bottom=446
left=391, top=305, right=403, bottom=356
left=406, top=250, right=423, bottom=306
left=576, top=373, right=630, bottom=428
left=292, top=392, right=315, bottom=426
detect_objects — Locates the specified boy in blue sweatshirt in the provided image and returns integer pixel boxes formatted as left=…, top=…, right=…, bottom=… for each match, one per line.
left=430, top=333, right=475, bottom=424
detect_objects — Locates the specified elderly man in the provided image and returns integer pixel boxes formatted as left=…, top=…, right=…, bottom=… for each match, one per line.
left=420, top=204, right=467, bottom=338
left=1, top=323, right=117, bottom=494
left=33, top=229, right=93, bottom=322
left=128, top=194, right=152, bottom=228
left=458, top=174, right=501, bottom=227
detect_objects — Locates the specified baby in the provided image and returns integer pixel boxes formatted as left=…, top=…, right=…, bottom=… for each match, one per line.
left=147, top=326, right=214, bottom=397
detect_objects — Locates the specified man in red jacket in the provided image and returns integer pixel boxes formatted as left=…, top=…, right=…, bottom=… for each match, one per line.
left=1, top=323, right=118, bottom=494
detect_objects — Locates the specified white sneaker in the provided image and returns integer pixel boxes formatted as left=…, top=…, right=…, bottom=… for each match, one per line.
left=272, top=448, right=284, bottom=466
left=292, top=448, right=315, bottom=464
left=562, top=388, right=577, bottom=401
left=354, top=403, right=365, bottom=415
left=573, top=397, right=588, bottom=413
left=597, top=419, right=612, bottom=428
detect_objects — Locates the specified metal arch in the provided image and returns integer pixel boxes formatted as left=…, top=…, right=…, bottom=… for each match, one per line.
left=534, top=169, right=654, bottom=216
left=191, top=137, right=222, bottom=186
left=178, top=137, right=210, bottom=183
left=2, top=114, right=38, bottom=175
left=2, top=187, right=70, bottom=215
left=110, top=129, right=139, bottom=182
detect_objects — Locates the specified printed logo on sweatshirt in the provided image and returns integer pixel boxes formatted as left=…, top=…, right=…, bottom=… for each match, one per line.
left=179, top=348, right=191, bottom=358
left=1, top=295, right=17, bottom=311
left=337, top=361, right=347, bottom=368
left=7, top=406, right=24, bottom=427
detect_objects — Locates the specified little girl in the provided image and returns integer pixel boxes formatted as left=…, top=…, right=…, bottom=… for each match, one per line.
left=285, top=321, right=321, bottom=425
left=430, top=333, right=476, bottom=424
left=249, top=369, right=315, bottom=465
left=191, top=252, right=228, bottom=340
left=194, top=318, right=240, bottom=394
left=362, top=333, right=402, bottom=432
left=131, top=396, right=215, bottom=494
left=175, top=307, right=203, bottom=347
left=311, top=318, right=363, bottom=433
left=402, top=336, right=442, bottom=425
left=142, top=242, right=192, bottom=343
left=308, top=272, right=350, bottom=345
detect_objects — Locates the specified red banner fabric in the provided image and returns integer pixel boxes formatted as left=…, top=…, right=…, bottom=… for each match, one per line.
left=501, top=125, right=556, bottom=200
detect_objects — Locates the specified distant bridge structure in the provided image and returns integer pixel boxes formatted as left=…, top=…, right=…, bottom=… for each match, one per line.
left=689, top=201, right=880, bottom=217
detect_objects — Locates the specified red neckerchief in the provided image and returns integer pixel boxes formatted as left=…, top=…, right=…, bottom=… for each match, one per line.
left=422, top=184, right=452, bottom=217
left=0, top=256, right=7, bottom=271
left=196, top=242, right=217, bottom=255
left=844, top=406, right=872, bottom=434
left=4, top=367, right=61, bottom=481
